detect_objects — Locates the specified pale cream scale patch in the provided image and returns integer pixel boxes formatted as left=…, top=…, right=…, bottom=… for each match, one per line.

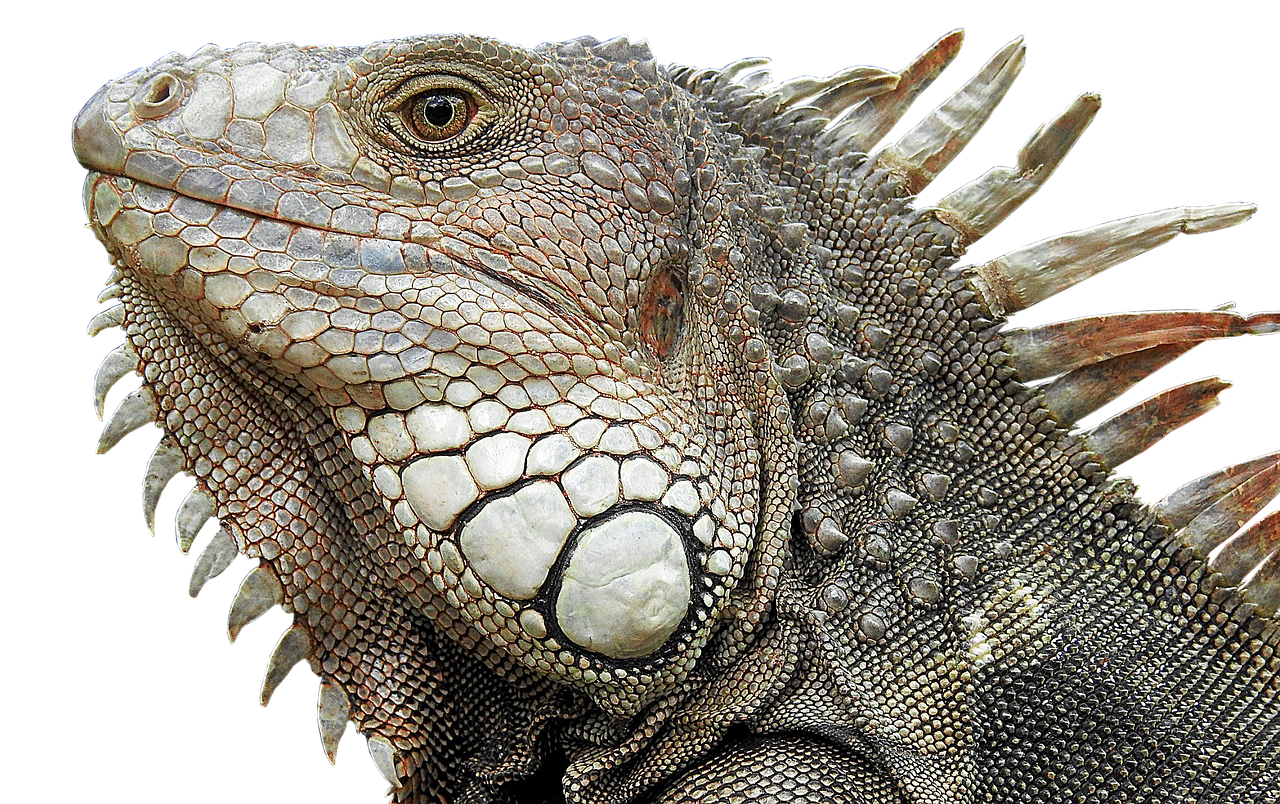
left=526, top=433, right=582, bottom=475
left=693, top=514, right=715, bottom=546
left=598, top=425, right=639, bottom=455
left=465, top=432, right=531, bottom=490
left=366, top=412, right=415, bottom=461
left=561, top=455, right=621, bottom=517
left=661, top=480, right=700, bottom=517
left=567, top=417, right=606, bottom=449
left=402, top=454, right=479, bottom=531
left=467, top=399, right=510, bottom=433
left=620, top=456, right=668, bottom=501
left=459, top=481, right=576, bottom=600
left=507, top=408, right=553, bottom=435
left=555, top=511, right=691, bottom=659
left=406, top=403, right=471, bottom=451
left=355, top=389, right=700, bottom=662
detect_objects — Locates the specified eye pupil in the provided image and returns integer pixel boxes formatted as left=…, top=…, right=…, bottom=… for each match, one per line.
left=421, top=96, right=455, bottom=127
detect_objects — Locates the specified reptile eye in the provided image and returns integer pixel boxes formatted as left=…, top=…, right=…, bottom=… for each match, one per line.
left=403, top=89, right=476, bottom=143
left=378, top=75, right=496, bottom=152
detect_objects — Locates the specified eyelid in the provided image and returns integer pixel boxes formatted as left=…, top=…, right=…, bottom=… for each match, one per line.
left=378, top=73, right=498, bottom=151
left=382, top=74, right=492, bottom=113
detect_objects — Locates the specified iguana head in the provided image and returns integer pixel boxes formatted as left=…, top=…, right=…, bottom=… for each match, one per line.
left=74, top=33, right=800, bottom=783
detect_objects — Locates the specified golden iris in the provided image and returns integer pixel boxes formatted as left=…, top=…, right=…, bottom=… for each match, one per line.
left=404, top=89, right=475, bottom=143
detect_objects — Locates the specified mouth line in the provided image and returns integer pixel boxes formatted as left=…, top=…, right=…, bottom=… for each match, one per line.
left=89, top=169, right=602, bottom=341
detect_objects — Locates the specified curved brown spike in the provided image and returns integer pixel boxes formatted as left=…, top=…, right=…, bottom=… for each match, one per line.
left=1040, top=342, right=1200, bottom=425
left=937, top=93, right=1101, bottom=246
left=261, top=625, right=311, bottom=706
left=1177, top=462, right=1280, bottom=558
left=1004, top=310, right=1256, bottom=381
left=969, top=203, right=1257, bottom=317
left=1083, top=378, right=1229, bottom=469
left=806, top=67, right=900, bottom=118
left=1210, top=511, right=1280, bottom=588
left=317, top=680, right=351, bottom=764
left=833, top=30, right=965, bottom=154
left=876, top=37, right=1026, bottom=194
left=228, top=565, right=284, bottom=642
left=1154, top=452, right=1280, bottom=530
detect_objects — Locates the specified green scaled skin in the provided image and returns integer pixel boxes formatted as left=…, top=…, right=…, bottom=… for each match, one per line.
left=74, top=31, right=1279, bottom=803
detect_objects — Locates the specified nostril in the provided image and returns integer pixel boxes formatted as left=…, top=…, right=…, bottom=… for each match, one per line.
left=131, top=73, right=183, bottom=119
left=147, top=80, right=172, bottom=104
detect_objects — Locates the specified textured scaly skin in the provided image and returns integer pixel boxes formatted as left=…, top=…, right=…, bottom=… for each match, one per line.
left=74, top=33, right=1279, bottom=803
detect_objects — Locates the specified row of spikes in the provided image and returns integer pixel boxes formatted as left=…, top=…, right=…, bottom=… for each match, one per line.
left=669, top=34, right=1280, bottom=601
left=1152, top=454, right=1280, bottom=618
left=679, top=34, right=1276, bottom=462
left=89, top=325, right=410, bottom=790
left=92, top=373, right=401, bottom=788
left=553, top=35, right=657, bottom=68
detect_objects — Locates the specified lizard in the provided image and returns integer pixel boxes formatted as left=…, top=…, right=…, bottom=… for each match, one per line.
left=72, top=29, right=1280, bottom=803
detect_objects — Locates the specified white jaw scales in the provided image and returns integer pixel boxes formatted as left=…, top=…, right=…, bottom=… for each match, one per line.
left=353, top=390, right=743, bottom=671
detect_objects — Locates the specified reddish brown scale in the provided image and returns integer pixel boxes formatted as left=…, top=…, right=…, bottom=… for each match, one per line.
left=638, top=266, right=685, bottom=360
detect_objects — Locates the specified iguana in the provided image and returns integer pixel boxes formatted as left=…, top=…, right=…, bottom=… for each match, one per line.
left=73, top=30, right=1280, bottom=803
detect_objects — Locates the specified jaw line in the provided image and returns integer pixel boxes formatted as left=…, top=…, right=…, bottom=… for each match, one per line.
left=86, top=169, right=605, bottom=346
